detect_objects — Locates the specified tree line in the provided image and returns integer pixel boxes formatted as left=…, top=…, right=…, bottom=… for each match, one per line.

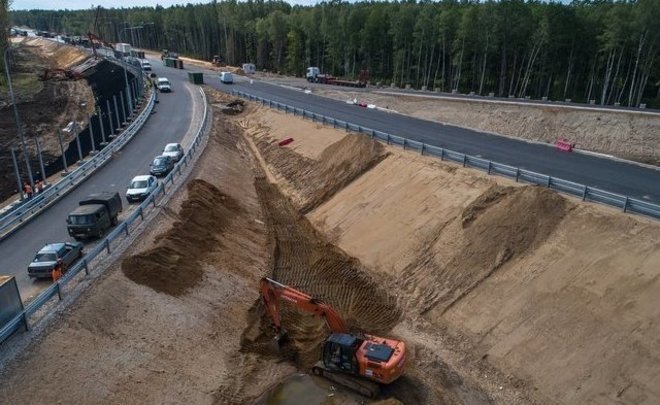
left=10, top=0, right=660, bottom=107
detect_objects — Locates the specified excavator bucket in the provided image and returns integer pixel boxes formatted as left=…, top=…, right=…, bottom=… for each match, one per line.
left=267, top=328, right=289, bottom=354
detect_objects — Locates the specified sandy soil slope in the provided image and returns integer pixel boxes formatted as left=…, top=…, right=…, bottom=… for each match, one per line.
left=0, top=38, right=95, bottom=198
left=3, top=91, right=660, bottom=405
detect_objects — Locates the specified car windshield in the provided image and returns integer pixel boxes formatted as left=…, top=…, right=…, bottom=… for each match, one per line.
left=159, top=80, right=170, bottom=86
left=153, top=157, right=167, bottom=165
left=34, top=253, right=57, bottom=262
left=164, top=145, right=178, bottom=152
left=69, top=214, right=94, bottom=225
left=131, top=180, right=148, bottom=189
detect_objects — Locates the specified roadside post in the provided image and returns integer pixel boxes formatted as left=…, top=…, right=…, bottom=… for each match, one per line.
left=56, top=129, right=69, bottom=175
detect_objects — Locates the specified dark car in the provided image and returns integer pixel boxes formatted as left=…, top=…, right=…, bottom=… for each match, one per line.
left=28, top=242, right=84, bottom=279
left=149, top=155, right=175, bottom=177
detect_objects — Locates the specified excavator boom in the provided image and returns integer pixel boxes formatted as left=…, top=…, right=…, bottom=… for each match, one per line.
left=260, top=277, right=348, bottom=335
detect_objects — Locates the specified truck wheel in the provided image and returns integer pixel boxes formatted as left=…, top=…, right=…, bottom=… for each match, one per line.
left=111, top=216, right=118, bottom=226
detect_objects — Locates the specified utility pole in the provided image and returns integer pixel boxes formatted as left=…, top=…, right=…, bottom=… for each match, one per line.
left=4, top=47, right=35, bottom=190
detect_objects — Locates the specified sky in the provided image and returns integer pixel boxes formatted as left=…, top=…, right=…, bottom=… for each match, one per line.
left=11, top=0, right=319, bottom=10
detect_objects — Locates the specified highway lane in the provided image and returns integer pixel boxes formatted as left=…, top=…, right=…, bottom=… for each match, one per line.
left=208, top=79, right=660, bottom=203
left=0, top=61, right=195, bottom=302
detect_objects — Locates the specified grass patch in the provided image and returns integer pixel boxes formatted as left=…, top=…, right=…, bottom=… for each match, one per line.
left=0, top=73, right=43, bottom=101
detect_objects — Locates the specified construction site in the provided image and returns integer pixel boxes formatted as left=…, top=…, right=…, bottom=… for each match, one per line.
left=1, top=82, right=659, bottom=404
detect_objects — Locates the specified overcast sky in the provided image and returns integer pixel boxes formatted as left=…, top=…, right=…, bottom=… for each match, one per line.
left=11, top=0, right=320, bottom=10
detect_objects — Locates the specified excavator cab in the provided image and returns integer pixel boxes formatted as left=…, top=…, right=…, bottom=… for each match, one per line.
left=323, top=333, right=360, bottom=375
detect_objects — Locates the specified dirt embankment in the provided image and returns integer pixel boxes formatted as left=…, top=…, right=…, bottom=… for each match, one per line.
left=0, top=38, right=94, bottom=196
left=4, top=91, right=660, bottom=405
left=241, top=104, right=660, bottom=404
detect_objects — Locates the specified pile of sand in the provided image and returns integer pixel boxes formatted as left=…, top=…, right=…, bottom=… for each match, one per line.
left=252, top=131, right=388, bottom=213
left=17, top=37, right=90, bottom=68
left=122, top=179, right=242, bottom=295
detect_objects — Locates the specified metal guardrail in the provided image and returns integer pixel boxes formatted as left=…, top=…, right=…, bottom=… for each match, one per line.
left=0, top=88, right=210, bottom=345
left=0, top=74, right=154, bottom=241
left=231, top=89, right=660, bottom=220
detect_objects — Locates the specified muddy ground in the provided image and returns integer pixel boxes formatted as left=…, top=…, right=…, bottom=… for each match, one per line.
left=0, top=38, right=94, bottom=197
left=2, top=88, right=660, bottom=405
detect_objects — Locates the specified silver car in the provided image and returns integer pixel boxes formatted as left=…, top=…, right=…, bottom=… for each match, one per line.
left=162, top=143, right=184, bottom=162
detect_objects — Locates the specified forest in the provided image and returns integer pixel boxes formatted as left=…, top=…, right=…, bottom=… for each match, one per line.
left=9, top=0, right=660, bottom=107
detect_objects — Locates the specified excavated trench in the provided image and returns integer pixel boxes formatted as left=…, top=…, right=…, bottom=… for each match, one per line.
left=241, top=177, right=402, bottom=368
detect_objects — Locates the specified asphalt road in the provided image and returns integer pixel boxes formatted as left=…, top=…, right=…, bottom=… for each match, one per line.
left=1, top=61, right=195, bottom=302
left=202, top=77, right=660, bottom=203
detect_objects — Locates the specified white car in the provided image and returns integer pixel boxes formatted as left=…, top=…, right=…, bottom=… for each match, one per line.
left=162, top=143, right=184, bottom=162
left=141, top=60, right=152, bottom=71
left=219, top=71, right=233, bottom=84
left=126, top=175, right=158, bottom=203
left=156, top=77, right=171, bottom=92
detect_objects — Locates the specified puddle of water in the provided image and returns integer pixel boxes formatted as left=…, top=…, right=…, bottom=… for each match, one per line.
left=258, top=373, right=363, bottom=405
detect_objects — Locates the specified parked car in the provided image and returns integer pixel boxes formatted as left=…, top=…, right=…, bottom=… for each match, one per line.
left=162, top=143, right=184, bottom=162
left=149, top=155, right=175, bottom=177
left=141, top=59, right=152, bottom=71
left=126, top=175, right=158, bottom=203
left=156, top=77, right=171, bottom=92
left=219, top=71, right=233, bottom=84
left=28, top=242, right=84, bottom=279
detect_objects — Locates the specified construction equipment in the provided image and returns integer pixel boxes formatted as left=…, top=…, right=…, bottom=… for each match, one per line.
left=260, top=277, right=406, bottom=398
left=87, top=7, right=115, bottom=59
left=305, top=66, right=369, bottom=88
left=161, top=49, right=179, bottom=60
left=212, top=55, right=225, bottom=67
left=39, top=68, right=82, bottom=81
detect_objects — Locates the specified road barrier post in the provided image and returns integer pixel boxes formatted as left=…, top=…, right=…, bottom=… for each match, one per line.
left=88, top=114, right=97, bottom=154
left=106, top=99, right=116, bottom=137
left=113, top=96, right=121, bottom=131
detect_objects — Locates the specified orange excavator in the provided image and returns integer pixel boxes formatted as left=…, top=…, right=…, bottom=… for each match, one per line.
left=260, top=277, right=406, bottom=398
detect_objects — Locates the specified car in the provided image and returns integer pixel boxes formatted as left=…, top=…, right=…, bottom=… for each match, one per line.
left=126, top=175, right=158, bottom=203
left=149, top=155, right=175, bottom=177
left=219, top=71, right=233, bottom=84
left=162, top=143, right=184, bottom=162
left=28, top=242, right=84, bottom=279
left=156, top=77, right=171, bottom=92
left=141, top=60, right=152, bottom=71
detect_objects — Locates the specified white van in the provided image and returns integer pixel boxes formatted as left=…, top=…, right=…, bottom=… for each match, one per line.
left=219, top=71, right=233, bottom=84
left=156, top=77, right=171, bottom=92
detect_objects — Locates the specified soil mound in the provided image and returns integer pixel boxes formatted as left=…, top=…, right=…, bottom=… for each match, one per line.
left=242, top=178, right=401, bottom=367
left=122, top=179, right=242, bottom=295
left=256, top=133, right=388, bottom=213
left=401, top=185, right=567, bottom=315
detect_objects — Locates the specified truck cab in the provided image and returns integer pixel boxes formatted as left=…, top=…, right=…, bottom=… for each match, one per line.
left=306, top=67, right=320, bottom=82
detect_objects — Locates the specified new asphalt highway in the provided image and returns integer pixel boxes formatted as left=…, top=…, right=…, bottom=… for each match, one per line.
left=210, top=78, right=660, bottom=203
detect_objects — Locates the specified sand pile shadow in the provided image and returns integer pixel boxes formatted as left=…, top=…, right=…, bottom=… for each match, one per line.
left=122, top=179, right=242, bottom=296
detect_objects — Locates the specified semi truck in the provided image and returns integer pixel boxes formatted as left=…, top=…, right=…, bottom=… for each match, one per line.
left=305, top=67, right=369, bottom=88
left=66, top=192, right=123, bottom=240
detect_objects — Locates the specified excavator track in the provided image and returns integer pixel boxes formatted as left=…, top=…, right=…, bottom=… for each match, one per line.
left=311, top=362, right=380, bottom=398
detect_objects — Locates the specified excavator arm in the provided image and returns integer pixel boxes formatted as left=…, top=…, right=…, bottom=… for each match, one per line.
left=260, top=277, right=349, bottom=335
